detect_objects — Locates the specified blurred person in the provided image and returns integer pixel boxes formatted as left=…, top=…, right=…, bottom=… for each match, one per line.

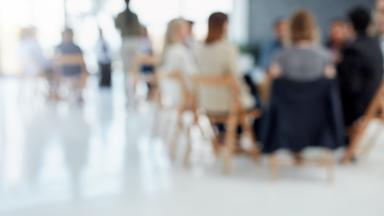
left=96, top=28, right=113, bottom=88
left=268, top=10, right=337, bottom=163
left=18, top=27, right=49, bottom=78
left=196, top=12, right=255, bottom=115
left=161, top=18, right=197, bottom=75
left=337, top=7, right=384, bottom=128
left=259, top=18, right=289, bottom=71
left=159, top=18, right=197, bottom=105
left=18, top=27, right=52, bottom=102
left=137, top=26, right=155, bottom=75
left=375, top=12, right=384, bottom=63
left=184, top=19, right=200, bottom=56
left=269, top=10, right=334, bottom=81
left=115, top=0, right=142, bottom=99
left=326, top=18, right=351, bottom=62
left=55, top=28, right=88, bottom=103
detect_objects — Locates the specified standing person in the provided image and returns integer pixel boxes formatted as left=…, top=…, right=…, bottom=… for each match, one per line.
left=326, top=18, right=351, bottom=62
left=337, top=7, right=384, bottom=128
left=96, top=28, right=113, bottom=88
left=259, top=18, right=289, bottom=71
left=115, top=0, right=142, bottom=101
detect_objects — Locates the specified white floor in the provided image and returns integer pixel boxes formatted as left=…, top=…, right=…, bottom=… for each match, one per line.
left=0, top=75, right=384, bottom=216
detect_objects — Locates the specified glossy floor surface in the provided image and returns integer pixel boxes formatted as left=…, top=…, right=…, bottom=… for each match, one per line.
left=0, top=76, right=384, bottom=216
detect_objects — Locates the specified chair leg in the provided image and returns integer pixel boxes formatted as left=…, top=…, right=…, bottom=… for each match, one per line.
left=222, top=115, right=238, bottom=174
left=269, top=154, right=279, bottom=181
left=170, top=110, right=183, bottom=161
left=183, top=123, right=193, bottom=168
left=324, top=150, right=334, bottom=183
left=240, top=113, right=260, bottom=161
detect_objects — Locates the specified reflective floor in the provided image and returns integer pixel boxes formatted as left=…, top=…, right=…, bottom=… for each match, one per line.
left=0, top=75, right=384, bottom=216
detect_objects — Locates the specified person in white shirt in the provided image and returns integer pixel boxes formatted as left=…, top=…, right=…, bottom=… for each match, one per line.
left=160, top=18, right=197, bottom=106
left=196, top=12, right=254, bottom=113
left=96, top=28, right=113, bottom=88
left=18, top=27, right=49, bottom=77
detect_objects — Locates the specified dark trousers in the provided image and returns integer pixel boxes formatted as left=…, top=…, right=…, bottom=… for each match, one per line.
left=99, top=62, right=112, bottom=87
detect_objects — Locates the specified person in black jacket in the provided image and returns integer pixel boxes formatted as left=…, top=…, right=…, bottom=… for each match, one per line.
left=337, top=6, right=384, bottom=128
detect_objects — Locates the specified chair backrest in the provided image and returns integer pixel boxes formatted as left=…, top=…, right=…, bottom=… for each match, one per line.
left=157, top=71, right=190, bottom=108
left=55, top=54, right=85, bottom=66
left=191, top=74, right=241, bottom=114
left=262, top=78, right=345, bottom=153
left=54, top=54, right=86, bottom=75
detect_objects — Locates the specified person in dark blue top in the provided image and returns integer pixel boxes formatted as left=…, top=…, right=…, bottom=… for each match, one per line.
left=259, top=18, right=289, bottom=71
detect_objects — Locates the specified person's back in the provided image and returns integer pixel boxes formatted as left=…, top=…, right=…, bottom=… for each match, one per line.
left=197, top=40, right=238, bottom=77
left=337, top=7, right=384, bottom=126
left=115, top=9, right=141, bottom=38
left=197, top=40, right=254, bottom=113
left=56, top=42, right=83, bottom=77
left=275, top=46, right=332, bottom=81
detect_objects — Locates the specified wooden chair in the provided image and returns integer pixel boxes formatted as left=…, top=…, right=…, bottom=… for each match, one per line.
left=155, top=71, right=198, bottom=165
left=131, top=55, right=159, bottom=104
left=342, top=81, right=384, bottom=163
left=53, top=54, right=88, bottom=101
left=191, top=74, right=261, bottom=174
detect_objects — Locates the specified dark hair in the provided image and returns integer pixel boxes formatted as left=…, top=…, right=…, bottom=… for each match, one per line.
left=206, top=12, right=228, bottom=44
left=63, top=27, right=74, bottom=35
left=348, top=6, right=371, bottom=34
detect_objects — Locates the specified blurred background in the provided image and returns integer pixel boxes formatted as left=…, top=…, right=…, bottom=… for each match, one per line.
left=1, top=0, right=384, bottom=216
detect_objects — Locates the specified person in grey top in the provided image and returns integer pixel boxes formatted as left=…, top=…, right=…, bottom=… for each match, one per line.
left=270, top=10, right=335, bottom=81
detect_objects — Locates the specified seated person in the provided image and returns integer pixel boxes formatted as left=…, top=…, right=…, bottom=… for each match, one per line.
left=268, top=10, right=337, bottom=163
left=159, top=18, right=197, bottom=106
left=325, top=18, right=351, bottom=62
left=196, top=12, right=255, bottom=113
left=270, top=11, right=335, bottom=81
left=259, top=18, right=289, bottom=71
left=55, top=28, right=88, bottom=102
left=337, top=7, right=384, bottom=128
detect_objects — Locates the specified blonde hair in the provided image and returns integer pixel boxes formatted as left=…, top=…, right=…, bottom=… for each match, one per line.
left=290, top=10, right=319, bottom=44
left=162, top=18, right=187, bottom=61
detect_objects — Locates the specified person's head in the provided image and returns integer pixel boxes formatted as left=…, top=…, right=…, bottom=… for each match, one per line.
left=289, top=10, right=319, bottom=45
left=186, top=20, right=195, bottom=36
left=348, top=6, right=371, bottom=35
left=377, top=0, right=384, bottom=11
left=62, top=28, right=74, bottom=43
left=164, top=18, right=189, bottom=47
left=206, top=12, right=229, bottom=44
left=124, top=0, right=131, bottom=7
left=274, top=18, right=289, bottom=42
left=328, top=18, right=349, bottom=44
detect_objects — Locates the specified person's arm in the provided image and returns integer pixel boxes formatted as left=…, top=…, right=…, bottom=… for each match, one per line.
left=268, top=51, right=283, bottom=79
left=324, top=64, right=336, bottom=79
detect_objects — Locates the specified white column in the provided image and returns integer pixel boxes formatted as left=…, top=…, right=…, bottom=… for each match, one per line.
left=230, top=0, right=249, bottom=45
